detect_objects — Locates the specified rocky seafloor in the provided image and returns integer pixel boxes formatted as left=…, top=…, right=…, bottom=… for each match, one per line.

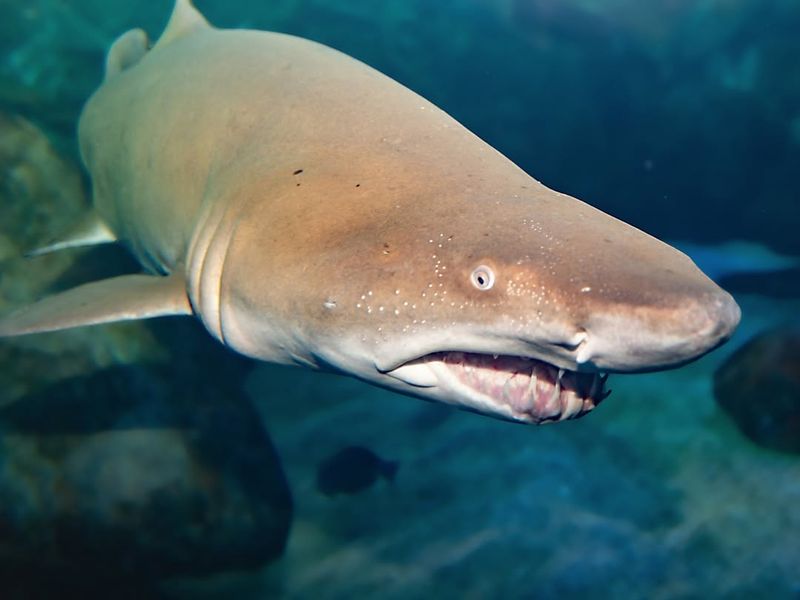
left=1, top=0, right=799, bottom=598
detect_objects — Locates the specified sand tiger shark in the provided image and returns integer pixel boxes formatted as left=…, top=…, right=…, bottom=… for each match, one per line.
left=0, top=0, right=740, bottom=423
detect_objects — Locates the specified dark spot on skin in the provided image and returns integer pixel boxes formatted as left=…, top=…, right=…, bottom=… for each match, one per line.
left=382, top=242, right=391, bottom=255
left=296, top=183, right=301, bottom=186
left=355, top=183, right=361, bottom=187
left=483, top=233, right=489, bottom=237
left=447, top=235, right=454, bottom=241
left=293, top=169, right=303, bottom=175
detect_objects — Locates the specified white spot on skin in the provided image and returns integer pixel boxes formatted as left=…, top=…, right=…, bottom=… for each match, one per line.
left=581, top=287, right=592, bottom=293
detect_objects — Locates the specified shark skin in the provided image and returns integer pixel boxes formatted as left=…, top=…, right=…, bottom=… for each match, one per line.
left=0, top=0, right=740, bottom=424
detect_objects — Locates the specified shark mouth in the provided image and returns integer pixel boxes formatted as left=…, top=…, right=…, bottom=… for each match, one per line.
left=389, top=352, right=610, bottom=423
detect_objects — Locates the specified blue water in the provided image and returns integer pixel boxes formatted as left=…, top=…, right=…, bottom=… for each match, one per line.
left=0, top=1, right=799, bottom=598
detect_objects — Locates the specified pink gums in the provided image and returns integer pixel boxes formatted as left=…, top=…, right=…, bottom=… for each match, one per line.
left=435, top=351, right=608, bottom=423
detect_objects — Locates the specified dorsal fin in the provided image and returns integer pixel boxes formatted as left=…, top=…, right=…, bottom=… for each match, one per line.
left=105, top=28, right=149, bottom=82
left=154, top=0, right=213, bottom=50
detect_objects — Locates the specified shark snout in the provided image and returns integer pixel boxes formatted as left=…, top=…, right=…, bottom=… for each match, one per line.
left=575, top=287, right=741, bottom=373
left=698, top=288, right=741, bottom=345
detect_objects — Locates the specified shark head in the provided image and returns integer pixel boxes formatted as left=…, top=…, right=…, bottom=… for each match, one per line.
left=215, top=175, right=740, bottom=425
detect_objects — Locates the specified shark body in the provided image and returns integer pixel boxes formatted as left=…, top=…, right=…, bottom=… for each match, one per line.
left=0, top=1, right=740, bottom=423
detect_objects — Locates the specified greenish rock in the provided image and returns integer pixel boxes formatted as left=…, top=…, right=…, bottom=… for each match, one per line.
left=0, top=110, right=292, bottom=595
left=0, top=110, right=161, bottom=402
left=0, top=333, right=292, bottom=595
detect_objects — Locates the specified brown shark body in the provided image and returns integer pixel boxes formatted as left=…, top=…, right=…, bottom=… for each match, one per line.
left=0, top=0, right=740, bottom=423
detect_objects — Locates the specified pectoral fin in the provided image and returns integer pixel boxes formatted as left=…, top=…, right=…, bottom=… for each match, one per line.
left=0, top=273, right=192, bottom=337
left=25, top=212, right=117, bottom=258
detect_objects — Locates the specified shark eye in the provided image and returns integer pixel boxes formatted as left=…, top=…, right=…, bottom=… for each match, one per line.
left=471, top=265, right=495, bottom=290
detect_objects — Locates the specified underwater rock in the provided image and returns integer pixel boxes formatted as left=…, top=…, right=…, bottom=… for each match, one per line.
left=0, top=110, right=131, bottom=403
left=0, top=109, right=291, bottom=593
left=0, top=111, right=85, bottom=267
left=0, top=111, right=160, bottom=413
left=714, top=326, right=800, bottom=453
left=317, top=446, right=399, bottom=497
left=0, top=322, right=293, bottom=594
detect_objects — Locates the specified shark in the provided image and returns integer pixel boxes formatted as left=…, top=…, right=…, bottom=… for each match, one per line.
left=0, top=0, right=740, bottom=424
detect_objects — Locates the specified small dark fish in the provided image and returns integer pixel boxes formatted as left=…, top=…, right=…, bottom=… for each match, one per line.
left=316, top=446, right=399, bottom=497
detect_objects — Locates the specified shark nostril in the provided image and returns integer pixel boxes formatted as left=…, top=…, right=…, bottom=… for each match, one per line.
left=552, top=328, right=587, bottom=352
left=572, top=328, right=588, bottom=349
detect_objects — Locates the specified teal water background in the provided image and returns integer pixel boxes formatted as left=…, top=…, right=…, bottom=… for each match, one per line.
left=0, top=1, right=799, bottom=598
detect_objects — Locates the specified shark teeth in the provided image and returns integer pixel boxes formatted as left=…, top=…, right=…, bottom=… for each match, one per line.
left=406, top=352, right=609, bottom=423
left=561, top=391, right=584, bottom=420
